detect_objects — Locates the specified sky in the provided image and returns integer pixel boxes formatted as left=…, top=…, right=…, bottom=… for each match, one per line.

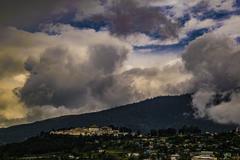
left=1, top=0, right=240, bottom=127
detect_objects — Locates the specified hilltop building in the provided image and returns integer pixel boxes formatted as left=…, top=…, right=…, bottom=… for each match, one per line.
left=192, top=151, right=217, bottom=160
left=50, top=126, right=128, bottom=137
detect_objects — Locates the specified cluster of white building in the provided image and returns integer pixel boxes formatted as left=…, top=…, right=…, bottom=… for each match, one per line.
left=50, top=126, right=128, bottom=136
left=170, top=151, right=217, bottom=160
left=191, top=151, right=217, bottom=160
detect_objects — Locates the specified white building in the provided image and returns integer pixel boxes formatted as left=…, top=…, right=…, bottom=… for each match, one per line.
left=192, top=151, right=217, bottom=160
left=170, top=154, right=180, bottom=160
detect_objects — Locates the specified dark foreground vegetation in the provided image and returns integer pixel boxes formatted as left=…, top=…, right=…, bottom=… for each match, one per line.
left=0, top=126, right=240, bottom=160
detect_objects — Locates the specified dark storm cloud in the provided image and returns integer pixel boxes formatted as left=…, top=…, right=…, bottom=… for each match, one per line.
left=17, top=28, right=186, bottom=111
left=88, top=44, right=128, bottom=73
left=0, top=0, right=103, bottom=29
left=181, top=34, right=240, bottom=124
left=0, top=0, right=178, bottom=40
left=0, top=0, right=63, bottom=28
left=182, top=34, right=240, bottom=92
left=95, top=0, right=179, bottom=38
left=20, top=43, right=140, bottom=108
left=0, top=26, right=155, bottom=126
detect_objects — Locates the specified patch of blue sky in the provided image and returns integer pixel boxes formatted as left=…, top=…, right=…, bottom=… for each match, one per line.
left=53, top=10, right=109, bottom=32
left=147, top=31, right=163, bottom=39
left=235, top=37, right=240, bottom=44
left=134, top=43, right=183, bottom=53
left=196, top=10, right=235, bottom=20
left=134, top=28, right=209, bottom=53
left=234, top=0, right=240, bottom=8
left=176, top=2, right=240, bottom=26
left=178, top=14, right=191, bottom=26
left=70, top=19, right=108, bottom=31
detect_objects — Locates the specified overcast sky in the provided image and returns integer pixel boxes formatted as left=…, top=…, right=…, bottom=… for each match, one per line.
left=1, top=0, right=240, bottom=127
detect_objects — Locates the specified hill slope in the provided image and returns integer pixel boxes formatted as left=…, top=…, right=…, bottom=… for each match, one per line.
left=0, top=94, right=236, bottom=144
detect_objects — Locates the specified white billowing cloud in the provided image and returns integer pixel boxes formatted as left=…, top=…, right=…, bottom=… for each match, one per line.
left=123, top=60, right=191, bottom=97
left=208, top=92, right=240, bottom=124
left=149, top=0, right=198, bottom=15
left=183, top=18, right=216, bottom=31
left=124, top=52, right=181, bottom=70
left=73, top=0, right=105, bottom=21
left=1, top=0, right=240, bottom=128
left=0, top=25, right=131, bottom=126
left=149, top=0, right=235, bottom=17
left=180, top=18, right=217, bottom=38
left=213, top=16, right=240, bottom=38
left=0, top=26, right=57, bottom=127
left=192, top=89, right=215, bottom=118
left=0, top=24, right=189, bottom=127
left=123, top=33, right=179, bottom=46
left=182, top=34, right=240, bottom=92
left=192, top=89, right=240, bottom=125
left=206, top=0, right=235, bottom=11
left=122, top=50, right=192, bottom=97
left=17, top=25, right=136, bottom=108
left=0, top=26, right=56, bottom=72
left=182, top=33, right=240, bottom=125
left=27, top=105, right=91, bottom=123
left=122, top=1, right=238, bottom=46
left=178, top=15, right=240, bottom=43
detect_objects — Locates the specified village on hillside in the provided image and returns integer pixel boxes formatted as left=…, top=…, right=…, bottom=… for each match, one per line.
left=1, top=125, right=240, bottom=160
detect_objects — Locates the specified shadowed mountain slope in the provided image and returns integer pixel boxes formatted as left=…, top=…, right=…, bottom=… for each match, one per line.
left=0, top=94, right=236, bottom=144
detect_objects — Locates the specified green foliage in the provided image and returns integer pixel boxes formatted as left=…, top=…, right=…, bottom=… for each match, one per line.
left=0, top=129, right=240, bottom=160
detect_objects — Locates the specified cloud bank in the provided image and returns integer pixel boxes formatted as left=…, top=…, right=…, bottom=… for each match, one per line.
left=20, top=34, right=134, bottom=108
left=1, top=0, right=240, bottom=128
left=182, top=33, right=240, bottom=125
left=0, top=25, right=188, bottom=127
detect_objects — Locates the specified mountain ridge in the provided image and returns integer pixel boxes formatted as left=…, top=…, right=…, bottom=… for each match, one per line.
left=0, top=94, right=236, bottom=144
